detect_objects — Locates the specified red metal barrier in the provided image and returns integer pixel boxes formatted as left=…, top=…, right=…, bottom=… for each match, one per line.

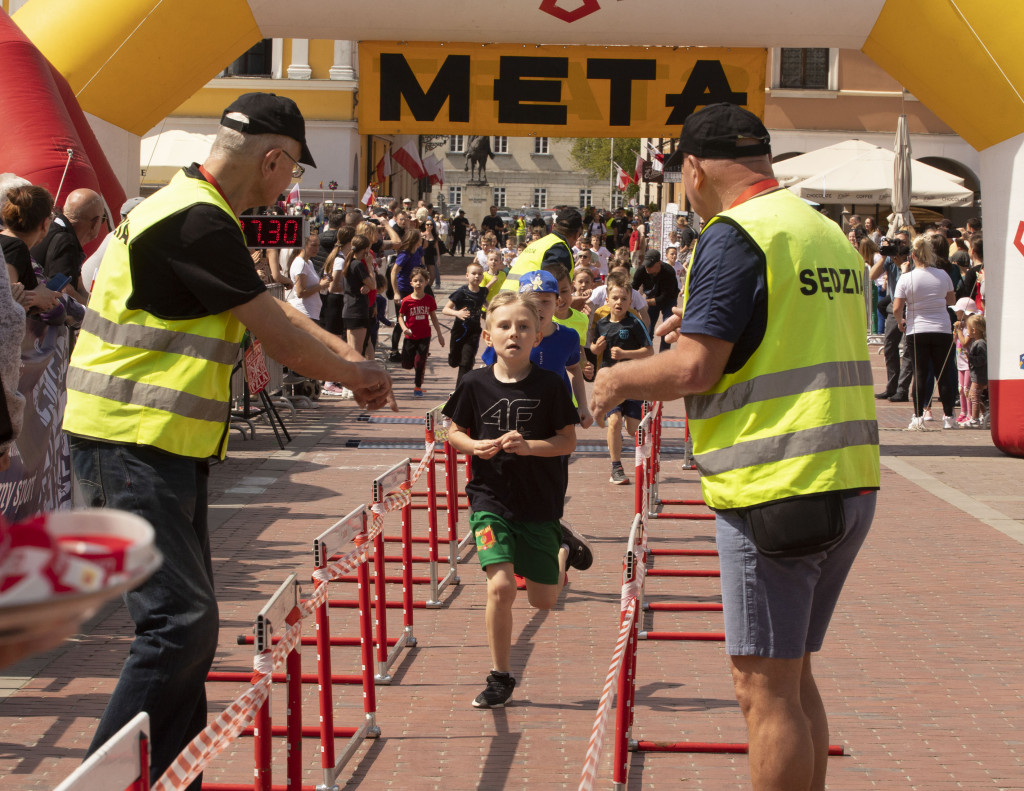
left=583, top=402, right=848, bottom=790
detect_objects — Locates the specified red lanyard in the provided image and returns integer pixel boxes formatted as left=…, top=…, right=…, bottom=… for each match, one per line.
left=728, top=178, right=780, bottom=209
left=198, top=165, right=231, bottom=207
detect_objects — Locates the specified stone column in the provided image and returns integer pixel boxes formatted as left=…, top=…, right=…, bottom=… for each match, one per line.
left=287, top=39, right=312, bottom=80
left=330, top=40, right=355, bottom=81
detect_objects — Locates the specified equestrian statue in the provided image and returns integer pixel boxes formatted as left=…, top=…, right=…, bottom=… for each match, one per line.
left=464, top=135, right=495, bottom=183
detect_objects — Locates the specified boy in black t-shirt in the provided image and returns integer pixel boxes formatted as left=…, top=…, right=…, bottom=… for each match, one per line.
left=442, top=261, right=487, bottom=385
left=442, top=290, right=593, bottom=709
left=591, top=274, right=654, bottom=484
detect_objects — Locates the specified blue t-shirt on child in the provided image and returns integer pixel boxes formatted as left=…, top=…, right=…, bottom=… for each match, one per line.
left=481, top=322, right=580, bottom=397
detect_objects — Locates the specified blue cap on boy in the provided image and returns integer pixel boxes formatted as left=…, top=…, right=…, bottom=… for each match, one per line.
left=518, top=269, right=560, bottom=295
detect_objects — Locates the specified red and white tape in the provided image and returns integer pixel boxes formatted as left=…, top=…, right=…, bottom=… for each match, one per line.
left=154, top=435, right=442, bottom=789
left=578, top=598, right=637, bottom=791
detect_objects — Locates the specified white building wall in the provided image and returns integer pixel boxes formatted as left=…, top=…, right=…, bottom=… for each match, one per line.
left=429, top=137, right=605, bottom=215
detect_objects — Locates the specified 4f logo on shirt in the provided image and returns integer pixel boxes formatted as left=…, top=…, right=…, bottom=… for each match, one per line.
left=480, top=398, right=541, bottom=434
left=476, top=525, right=497, bottom=551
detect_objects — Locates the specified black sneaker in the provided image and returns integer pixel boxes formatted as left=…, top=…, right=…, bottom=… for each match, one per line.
left=560, top=521, right=594, bottom=571
left=388, top=351, right=402, bottom=363
left=889, top=392, right=909, bottom=402
left=609, top=465, right=628, bottom=485
left=472, top=672, right=515, bottom=708
left=874, top=391, right=895, bottom=400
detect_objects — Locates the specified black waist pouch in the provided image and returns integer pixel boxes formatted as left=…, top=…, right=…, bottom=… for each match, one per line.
left=738, top=491, right=846, bottom=558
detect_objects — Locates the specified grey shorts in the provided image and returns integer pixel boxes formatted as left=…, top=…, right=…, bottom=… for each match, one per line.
left=716, top=490, right=876, bottom=659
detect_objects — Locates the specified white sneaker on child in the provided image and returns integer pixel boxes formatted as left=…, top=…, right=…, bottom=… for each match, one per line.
left=922, top=408, right=934, bottom=422
left=942, top=416, right=955, bottom=429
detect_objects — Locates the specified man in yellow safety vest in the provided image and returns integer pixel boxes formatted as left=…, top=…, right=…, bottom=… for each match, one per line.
left=500, top=206, right=581, bottom=292
left=590, top=103, right=879, bottom=791
left=64, top=92, right=396, bottom=788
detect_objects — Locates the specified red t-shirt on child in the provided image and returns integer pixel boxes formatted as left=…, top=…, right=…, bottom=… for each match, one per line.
left=399, top=293, right=437, bottom=340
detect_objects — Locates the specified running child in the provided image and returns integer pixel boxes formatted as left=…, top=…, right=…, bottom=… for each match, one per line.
left=552, top=264, right=593, bottom=381
left=481, top=269, right=593, bottom=428
left=443, top=261, right=488, bottom=385
left=442, top=290, right=593, bottom=709
left=480, top=249, right=507, bottom=307
left=399, top=267, right=445, bottom=398
left=586, top=264, right=648, bottom=319
left=590, top=274, right=653, bottom=484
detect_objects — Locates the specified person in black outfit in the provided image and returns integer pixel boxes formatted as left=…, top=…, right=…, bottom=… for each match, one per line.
left=631, top=249, right=680, bottom=349
left=451, top=210, right=469, bottom=256
left=31, top=187, right=105, bottom=304
left=442, top=261, right=488, bottom=385
left=868, top=233, right=913, bottom=401
left=481, top=205, right=505, bottom=246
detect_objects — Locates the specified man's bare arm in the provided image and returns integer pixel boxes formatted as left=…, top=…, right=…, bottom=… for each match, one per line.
left=589, top=333, right=733, bottom=418
left=231, top=292, right=396, bottom=410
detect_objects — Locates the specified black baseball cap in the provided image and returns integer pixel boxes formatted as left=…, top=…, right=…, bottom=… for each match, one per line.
left=220, top=92, right=316, bottom=167
left=664, top=103, right=771, bottom=168
left=642, top=249, right=661, bottom=268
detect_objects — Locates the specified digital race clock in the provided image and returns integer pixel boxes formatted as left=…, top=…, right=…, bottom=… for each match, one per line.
left=239, top=214, right=308, bottom=249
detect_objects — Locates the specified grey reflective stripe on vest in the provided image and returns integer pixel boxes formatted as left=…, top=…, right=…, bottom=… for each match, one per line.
left=81, top=312, right=240, bottom=366
left=686, top=360, right=874, bottom=421
left=67, top=367, right=228, bottom=423
left=694, top=419, right=878, bottom=477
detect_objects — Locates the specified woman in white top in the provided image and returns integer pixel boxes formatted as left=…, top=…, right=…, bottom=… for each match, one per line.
left=287, top=234, right=328, bottom=321
left=892, top=233, right=957, bottom=430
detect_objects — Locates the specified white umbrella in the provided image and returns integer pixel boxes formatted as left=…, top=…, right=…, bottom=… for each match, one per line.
left=891, top=114, right=914, bottom=230
left=774, top=139, right=973, bottom=206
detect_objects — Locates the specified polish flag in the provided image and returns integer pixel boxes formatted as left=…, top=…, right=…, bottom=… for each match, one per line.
left=361, top=184, right=376, bottom=207
left=375, top=152, right=392, bottom=183
left=424, top=155, right=445, bottom=186
left=635, top=153, right=644, bottom=185
left=646, top=142, right=665, bottom=172
left=615, top=164, right=631, bottom=191
left=286, top=183, right=301, bottom=206
left=392, top=140, right=427, bottom=180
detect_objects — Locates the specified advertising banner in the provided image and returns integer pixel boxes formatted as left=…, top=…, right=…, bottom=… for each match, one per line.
left=0, top=319, right=73, bottom=522
left=359, top=42, right=766, bottom=138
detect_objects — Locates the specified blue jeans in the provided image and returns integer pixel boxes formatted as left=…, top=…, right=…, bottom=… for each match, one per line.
left=70, top=438, right=218, bottom=790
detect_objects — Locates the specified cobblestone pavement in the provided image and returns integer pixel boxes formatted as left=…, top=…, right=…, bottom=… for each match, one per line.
left=2, top=276, right=1022, bottom=790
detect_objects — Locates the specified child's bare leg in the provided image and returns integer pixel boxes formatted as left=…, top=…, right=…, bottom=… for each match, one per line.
left=524, top=547, right=568, bottom=610
left=484, top=562, right=517, bottom=672
left=607, top=411, right=623, bottom=463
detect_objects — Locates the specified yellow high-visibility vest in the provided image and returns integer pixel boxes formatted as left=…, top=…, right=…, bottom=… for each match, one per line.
left=500, top=232, right=574, bottom=291
left=64, top=170, right=246, bottom=460
left=682, top=189, right=879, bottom=509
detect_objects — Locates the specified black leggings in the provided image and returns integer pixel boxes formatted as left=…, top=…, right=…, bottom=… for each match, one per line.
left=907, top=332, right=956, bottom=418
left=402, top=336, right=431, bottom=387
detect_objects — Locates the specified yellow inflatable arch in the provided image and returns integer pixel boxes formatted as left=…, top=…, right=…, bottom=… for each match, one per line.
left=14, top=0, right=1024, bottom=454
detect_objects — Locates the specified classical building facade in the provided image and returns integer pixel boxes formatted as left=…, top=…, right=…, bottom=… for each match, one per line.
left=651, top=47, right=980, bottom=227
left=424, top=135, right=609, bottom=217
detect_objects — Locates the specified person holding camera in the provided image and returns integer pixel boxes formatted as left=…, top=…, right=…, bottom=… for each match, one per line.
left=869, top=231, right=914, bottom=401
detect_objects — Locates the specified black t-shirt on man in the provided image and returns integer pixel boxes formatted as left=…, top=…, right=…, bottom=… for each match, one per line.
left=30, top=212, right=84, bottom=286
left=442, top=365, right=579, bottom=521
left=632, top=263, right=680, bottom=309
left=123, top=164, right=267, bottom=321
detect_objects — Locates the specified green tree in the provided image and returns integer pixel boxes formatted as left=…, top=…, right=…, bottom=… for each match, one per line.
left=566, top=137, right=642, bottom=202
